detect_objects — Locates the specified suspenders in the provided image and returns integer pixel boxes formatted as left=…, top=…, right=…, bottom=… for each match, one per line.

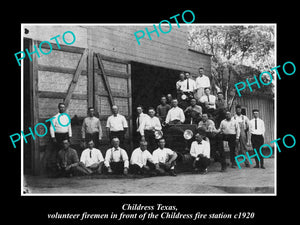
left=110, top=148, right=123, bottom=162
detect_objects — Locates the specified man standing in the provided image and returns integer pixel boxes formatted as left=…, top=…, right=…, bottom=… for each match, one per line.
left=215, top=92, right=227, bottom=128
left=139, top=107, right=162, bottom=152
left=200, top=87, right=216, bottom=112
left=56, top=139, right=90, bottom=177
left=176, top=72, right=186, bottom=98
left=136, top=105, right=148, bottom=142
left=49, top=103, right=72, bottom=148
left=81, top=107, right=102, bottom=149
left=249, top=109, right=266, bottom=169
left=184, top=98, right=202, bottom=124
left=104, top=137, right=129, bottom=175
left=190, top=133, right=211, bottom=174
left=156, top=96, right=171, bottom=123
left=195, top=67, right=210, bottom=101
left=219, top=111, right=240, bottom=168
left=130, top=140, right=155, bottom=175
left=79, top=140, right=104, bottom=175
left=234, top=105, right=250, bottom=168
left=106, top=105, right=128, bottom=146
left=165, top=99, right=185, bottom=125
left=152, top=138, right=178, bottom=176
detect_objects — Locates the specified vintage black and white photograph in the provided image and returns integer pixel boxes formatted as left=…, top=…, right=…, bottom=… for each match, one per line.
left=20, top=23, right=276, bottom=195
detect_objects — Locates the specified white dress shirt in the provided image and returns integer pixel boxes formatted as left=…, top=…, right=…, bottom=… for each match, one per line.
left=195, top=75, right=210, bottom=88
left=152, top=148, right=175, bottom=164
left=80, top=148, right=104, bottom=167
left=200, top=94, right=216, bottom=109
left=190, top=140, right=210, bottom=158
left=106, top=114, right=128, bottom=131
left=136, top=113, right=148, bottom=132
left=177, top=78, right=196, bottom=92
left=234, top=114, right=250, bottom=129
left=104, top=147, right=129, bottom=168
left=249, top=118, right=265, bottom=135
left=81, top=116, right=103, bottom=139
left=165, top=107, right=185, bottom=123
left=219, top=118, right=240, bottom=139
left=130, top=147, right=154, bottom=168
left=49, top=113, right=72, bottom=138
left=139, top=115, right=162, bottom=136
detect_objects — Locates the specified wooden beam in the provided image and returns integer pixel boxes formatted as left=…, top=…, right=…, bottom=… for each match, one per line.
left=64, top=49, right=88, bottom=108
left=38, top=64, right=87, bottom=76
left=36, top=40, right=86, bottom=54
left=38, top=91, right=87, bottom=100
left=31, top=40, right=40, bottom=175
left=96, top=53, right=115, bottom=107
left=87, top=49, right=94, bottom=108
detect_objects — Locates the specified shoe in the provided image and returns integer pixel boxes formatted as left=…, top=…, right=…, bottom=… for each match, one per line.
left=245, top=164, right=250, bottom=168
left=261, top=166, right=266, bottom=169
left=231, top=165, right=236, bottom=168
left=169, top=169, right=177, bottom=176
left=254, top=165, right=259, bottom=168
left=202, top=168, right=208, bottom=175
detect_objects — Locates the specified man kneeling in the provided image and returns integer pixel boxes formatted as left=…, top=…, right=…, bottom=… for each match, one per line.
left=152, top=138, right=178, bottom=176
left=190, top=133, right=211, bottom=174
left=104, top=137, right=129, bottom=175
left=79, top=140, right=104, bottom=175
left=57, top=139, right=91, bottom=177
left=130, top=140, right=156, bottom=175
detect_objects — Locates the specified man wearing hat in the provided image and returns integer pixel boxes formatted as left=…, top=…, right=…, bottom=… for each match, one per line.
left=190, top=131, right=211, bottom=174
left=249, top=109, right=266, bottom=169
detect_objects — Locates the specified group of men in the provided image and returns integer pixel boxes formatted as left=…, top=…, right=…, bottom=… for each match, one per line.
left=49, top=67, right=266, bottom=178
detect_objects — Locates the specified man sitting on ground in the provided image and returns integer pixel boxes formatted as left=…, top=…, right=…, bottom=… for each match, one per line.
left=79, top=140, right=104, bottom=175
left=190, top=133, right=211, bottom=174
left=152, top=138, right=178, bottom=176
left=130, top=140, right=156, bottom=175
left=56, top=139, right=91, bottom=177
left=104, top=137, right=129, bottom=175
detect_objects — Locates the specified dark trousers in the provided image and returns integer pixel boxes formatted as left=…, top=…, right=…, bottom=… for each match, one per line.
left=144, top=130, right=157, bottom=153
left=193, top=156, right=210, bottom=171
left=223, top=134, right=237, bottom=166
left=85, top=132, right=100, bottom=149
left=213, top=133, right=227, bottom=170
left=107, top=161, right=125, bottom=174
left=109, top=131, right=125, bottom=146
left=251, top=134, right=264, bottom=167
left=157, top=161, right=177, bottom=175
left=130, top=162, right=156, bottom=175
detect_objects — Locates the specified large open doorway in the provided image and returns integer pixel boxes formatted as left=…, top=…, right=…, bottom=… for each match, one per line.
left=131, top=62, right=181, bottom=131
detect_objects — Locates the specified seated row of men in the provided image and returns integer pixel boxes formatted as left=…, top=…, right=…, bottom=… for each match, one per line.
left=56, top=137, right=179, bottom=177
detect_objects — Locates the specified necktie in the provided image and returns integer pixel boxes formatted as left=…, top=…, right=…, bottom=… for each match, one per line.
left=90, top=150, right=92, bottom=158
left=255, top=119, right=257, bottom=130
left=207, top=95, right=210, bottom=102
left=187, top=78, right=189, bottom=90
left=137, top=116, right=140, bottom=128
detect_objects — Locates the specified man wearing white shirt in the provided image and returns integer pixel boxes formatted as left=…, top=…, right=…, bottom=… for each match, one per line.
left=199, top=87, right=216, bottom=110
left=195, top=67, right=211, bottom=101
left=249, top=109, right=266, bottom=169
left=79, top=140, right=104, bottom=174
left=139, top=108, right=162, bottom=152
left=190, top=133, right=211, bottom=174
left=152, top=138, right=178, bottom=176
left=176, top=72, right=186, bottom=94
left=106, top=105, right=128, bottom=146
left=130, top=140, right=155, bottom=175
left=104, top=137, right=129, bottom=175
left=165, top=99, right=185, bottom=125
left=49, top=102, right=72, bottom=148
left=135, top=106, right=148, bottom=142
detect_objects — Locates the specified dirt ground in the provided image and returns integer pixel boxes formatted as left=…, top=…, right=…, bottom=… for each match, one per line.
left=24, top=158, right=275, bottom=195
